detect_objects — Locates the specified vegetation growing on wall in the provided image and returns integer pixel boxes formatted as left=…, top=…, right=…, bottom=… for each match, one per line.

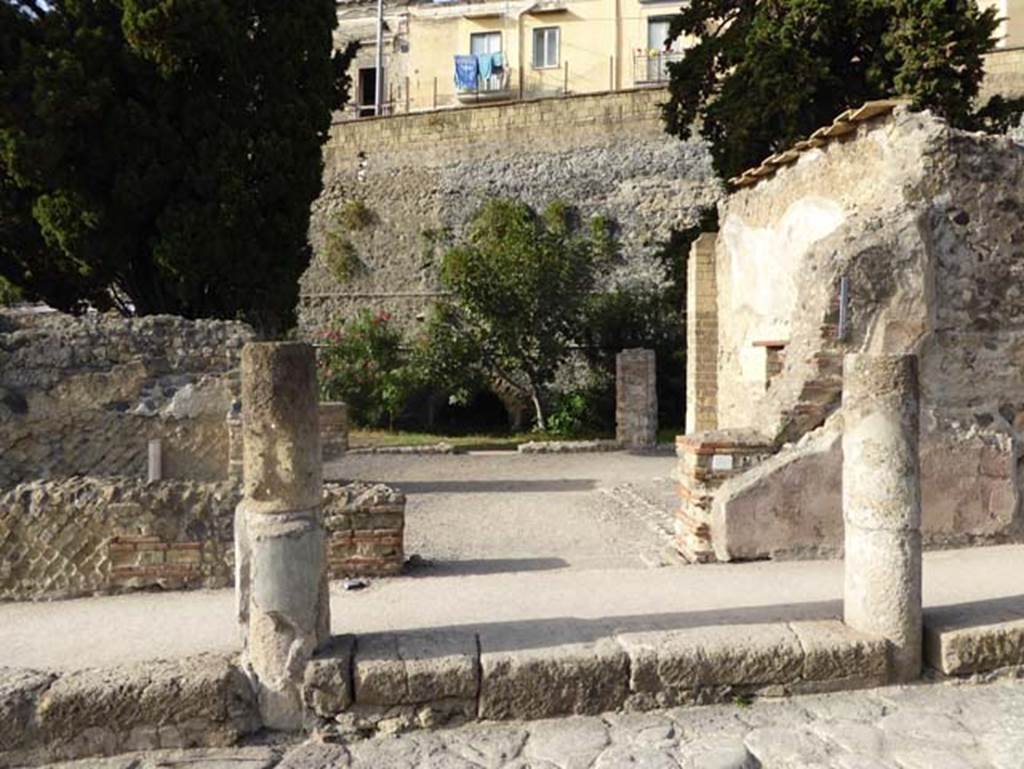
left=323, top=232, right=365, bottom=284
left=662, top=0, right=1024, bottom=180
left=0, top=0, right=358, bottom=334
left=337, top=199, right=377, bottom=232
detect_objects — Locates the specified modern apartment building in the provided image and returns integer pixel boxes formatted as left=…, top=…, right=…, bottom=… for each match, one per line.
left=334, top=0, right=1024, bottom=119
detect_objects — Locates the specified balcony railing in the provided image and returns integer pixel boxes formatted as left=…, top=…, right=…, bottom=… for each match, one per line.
left=456, top=67, right=514, bottom=103
left=634, top=51, right=685, bottom=84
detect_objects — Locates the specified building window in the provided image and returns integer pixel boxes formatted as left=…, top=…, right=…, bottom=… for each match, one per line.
left=647, top=17, right=673, bottom=51
left=470, top=31, right=502, bottom=56
left=532, top=27, right=560, bottom=69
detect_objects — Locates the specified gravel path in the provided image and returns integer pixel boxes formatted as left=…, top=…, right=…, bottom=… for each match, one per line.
left=328, top=450, right=681, bottom=572
left=42, top=677, right=1024, bottom=768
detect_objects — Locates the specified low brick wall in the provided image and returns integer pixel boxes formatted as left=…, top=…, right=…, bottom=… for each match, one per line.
left=324, top=482, right=405, bottom=577
left=674, top=431, right=773, bottom=563
left=0, top=478, right=406, bottom=601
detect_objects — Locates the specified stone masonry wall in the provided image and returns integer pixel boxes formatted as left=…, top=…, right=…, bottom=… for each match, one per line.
left=300, top=88, right=721, bottom=336
left=0, top=477, right=406, bottom=601
left=0, top=310, right=254, bottom=488
left=681, top=107, right=1024, bottom=561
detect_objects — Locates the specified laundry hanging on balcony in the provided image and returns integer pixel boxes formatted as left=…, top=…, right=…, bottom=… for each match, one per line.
left=454, top=55, right=478, bottom=89
left=478, top=51, right=505, bottom=80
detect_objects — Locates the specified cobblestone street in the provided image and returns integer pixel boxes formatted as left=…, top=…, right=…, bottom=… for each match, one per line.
left=45, top=677, right=1024, bottom=768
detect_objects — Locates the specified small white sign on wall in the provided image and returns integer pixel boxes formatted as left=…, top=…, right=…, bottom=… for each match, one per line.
left=711, top=454, right=734, bottom=472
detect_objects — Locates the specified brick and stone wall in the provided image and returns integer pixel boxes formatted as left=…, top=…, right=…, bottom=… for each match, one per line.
left=615, top=348, right=657, bottom=449
left=0, top=477, right=405, bottom=601
left=679, top=106, right=1024, bottom=561
left=324, top=482, right=405, bottom=577
left=0, top=477, right=237, bottom=600
left=0, top=310, right=254, bottom=489
left=300, top=88, right=722, bottom=336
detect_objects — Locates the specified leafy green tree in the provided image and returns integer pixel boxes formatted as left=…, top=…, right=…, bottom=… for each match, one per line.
left=663, top=0, right=1022, bottom=180
left=434, top=199, right=614, bottom=430
left=0, top=0, right=357, bottom=333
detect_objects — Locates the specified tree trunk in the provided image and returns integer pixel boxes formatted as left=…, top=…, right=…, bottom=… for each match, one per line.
left=529, top=385, right=546, bottom=432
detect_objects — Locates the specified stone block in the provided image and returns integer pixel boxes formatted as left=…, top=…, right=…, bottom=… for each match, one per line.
left=924, top=603, right=1024, bottom=675
left=0, top=667, right=56, bottom=754
left=478, top=636, right=628, bottom=720
left=618, top=623, right=803, bottom=706
left=31, top=654, right=259, bottom=763
left=789, top=620, right=888, bottom=691
left=303, top=635, right=356, bottom=718
left=354, top=630, right=478, bottom=707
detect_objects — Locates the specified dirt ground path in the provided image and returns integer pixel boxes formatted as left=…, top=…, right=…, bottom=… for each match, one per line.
left=330, top=450, right=682, bottom=573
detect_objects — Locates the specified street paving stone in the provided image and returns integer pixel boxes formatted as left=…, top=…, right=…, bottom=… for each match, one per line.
left=40, top=676, right=1024, bottom=768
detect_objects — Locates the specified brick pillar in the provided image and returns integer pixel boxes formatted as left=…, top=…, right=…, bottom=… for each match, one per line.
left=226, top=401, right=243, bottom=483
left=842, top=353, right=922, bottom=683
left=235, top=343, right=329, bottom=730
left=675, top=432, right=771, bottom=562
left=685, top=232, right=719, bottom=434
left=616, top=348, right=657, bottom=449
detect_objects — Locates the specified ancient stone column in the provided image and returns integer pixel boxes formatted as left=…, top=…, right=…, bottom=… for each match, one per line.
left=616, top=348, right=657, bottom=449
left=842, top=353, right=922, bottom=682
left=235, top=342, right=329, bottom=730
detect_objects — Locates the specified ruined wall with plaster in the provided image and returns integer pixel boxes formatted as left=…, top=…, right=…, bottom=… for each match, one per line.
left=0, top=310, right=254, bottom=488
left=683, top=107, right=1024, bottom=560
left=300, top=88, right=721, bottom=336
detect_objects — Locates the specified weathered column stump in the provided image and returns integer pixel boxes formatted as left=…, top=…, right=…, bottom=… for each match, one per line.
left=842, top=353, right=922, bottom=683
left=319, top=401, right=350, bottom=461
left=235, top=342, right=329, bottom=730
left=616, top=348, right=657, bottom=450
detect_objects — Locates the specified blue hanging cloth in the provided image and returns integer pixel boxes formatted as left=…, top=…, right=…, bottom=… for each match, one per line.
left=491, top=51, right=504, bottom=71
left=477, top=52, right=494, bottom=80
left=454, top=55, right=478, bottom=89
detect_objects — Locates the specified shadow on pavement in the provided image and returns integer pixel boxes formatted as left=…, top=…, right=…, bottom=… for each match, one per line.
left=405, top=557, right=571, bottom=578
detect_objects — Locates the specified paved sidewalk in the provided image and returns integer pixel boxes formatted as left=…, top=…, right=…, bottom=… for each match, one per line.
left=43, top=677, right=1024, bottom=768
left=2, top=544, right=1021, bottom=671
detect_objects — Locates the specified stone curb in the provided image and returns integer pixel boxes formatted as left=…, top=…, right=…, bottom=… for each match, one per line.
left=301, top=620, right=891, bottom=739
left=346, top=443, right=462, bottom=455
left=924, top=605, right=1024, bottom=675
left=0, top=654, right=260, bottom=768
left=517, top=439, right=623, bottom=454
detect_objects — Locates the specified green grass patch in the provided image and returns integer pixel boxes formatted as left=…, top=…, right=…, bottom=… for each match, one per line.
left=349, top=428, right=612, bottom=451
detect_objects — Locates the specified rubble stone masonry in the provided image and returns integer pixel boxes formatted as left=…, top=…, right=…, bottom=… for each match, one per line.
left=301, top=88, right=722, bottom=336
left=0, top=310, right=254, bottom=488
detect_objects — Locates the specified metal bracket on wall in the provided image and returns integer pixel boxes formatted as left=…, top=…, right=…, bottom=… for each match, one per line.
left=837, top=275, right=850, bottom=342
